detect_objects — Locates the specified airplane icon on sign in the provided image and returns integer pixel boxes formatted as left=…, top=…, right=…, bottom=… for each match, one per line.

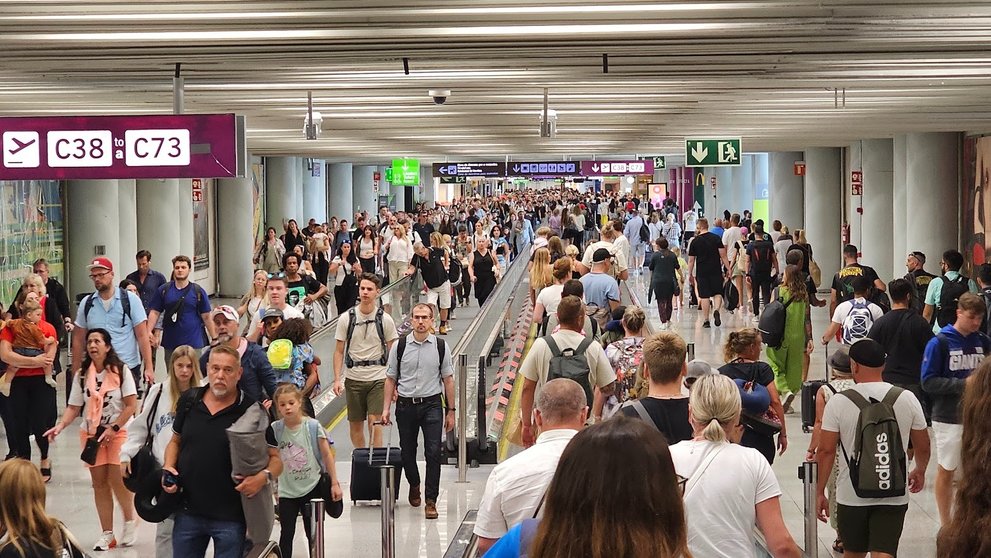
left=2, top=131, right=40, bottom=168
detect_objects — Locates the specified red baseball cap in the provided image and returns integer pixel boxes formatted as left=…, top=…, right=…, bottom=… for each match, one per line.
left=87, top=257, right=114, bottom=272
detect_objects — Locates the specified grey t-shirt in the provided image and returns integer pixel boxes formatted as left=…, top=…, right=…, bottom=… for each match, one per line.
left=580, top=272, right=620, bottom=309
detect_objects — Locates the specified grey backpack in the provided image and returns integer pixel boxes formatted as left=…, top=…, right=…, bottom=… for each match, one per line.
left=838, top=387, right=906, bottom=499
left=543, top=336, right=594, bottom=406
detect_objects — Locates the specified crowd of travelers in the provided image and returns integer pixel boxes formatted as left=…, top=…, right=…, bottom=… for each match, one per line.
left=0, top=186, right=988, bottom=558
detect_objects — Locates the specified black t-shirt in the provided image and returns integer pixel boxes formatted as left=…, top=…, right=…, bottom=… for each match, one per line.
left=831, top=263, right=880, bottom=302
left=718, top=360, right=775, bottom=387
left=412, top=247, right=448, bottom=289
left=905, top=269, right=937, bottom=309
left=621, top=397, right=693, bottom=444
left=688, top=231, right=724, bottom=277
left=287, top=275, right=323, bottom=307
left=867, top=308, right=934, bottom=385
left=412, top=222, right=435, bottom=243
left=173, top=388, right=276, bottom=523
left=0, top=537, right=84, bottom=558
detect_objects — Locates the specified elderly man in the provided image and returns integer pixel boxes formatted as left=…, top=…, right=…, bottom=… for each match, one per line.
left=474, top=379, right=586, bottom=554
left=200, top=305, right=278, bottom=405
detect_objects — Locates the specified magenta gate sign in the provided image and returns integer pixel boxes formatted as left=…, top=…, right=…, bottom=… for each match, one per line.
left=0, top=113, right=246, bottom=180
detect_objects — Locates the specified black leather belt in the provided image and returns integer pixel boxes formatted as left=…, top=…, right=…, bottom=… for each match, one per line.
left=397, top=393, right=442, bottom=405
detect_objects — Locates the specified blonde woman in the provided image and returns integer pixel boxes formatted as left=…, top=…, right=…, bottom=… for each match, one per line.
left=237, top=270, right=269, bottom=333
left=528, top=248, right=554, bottom=305
left=0, top=459, right=85, bottom=557
left=669, top=374, right=800, bottom=558
left=384, top=223, right=414, bottom=284
left=120, top=345, right=203, bottom=558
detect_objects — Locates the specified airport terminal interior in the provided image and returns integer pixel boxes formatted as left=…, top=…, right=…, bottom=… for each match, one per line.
left=2, top=1, right=991, bottom=557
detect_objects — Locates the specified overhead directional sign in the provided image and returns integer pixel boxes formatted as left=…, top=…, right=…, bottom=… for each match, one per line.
left=684, top=138, right=742, bottom=167
left=580, top=160, right=653, bottom=175
left=432, top=162, right=505, bottom=177
left=0, top=114, right=246, bottom=180
left=390, top=157, right=420, bottom=186
left=508, top=161, right=580, bottom=176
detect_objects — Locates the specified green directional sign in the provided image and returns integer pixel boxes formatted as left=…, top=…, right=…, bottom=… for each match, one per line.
left=390, top=158, right=420, bottom=186
left=684, top=138, right=742, bottom=167
left=652, top=156, right=666, bottom=170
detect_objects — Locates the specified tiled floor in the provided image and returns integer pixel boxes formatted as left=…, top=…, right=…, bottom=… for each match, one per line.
left=13, top=277, right=943, bottom=557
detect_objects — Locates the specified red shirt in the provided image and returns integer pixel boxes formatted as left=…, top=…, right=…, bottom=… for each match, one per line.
left=0, top=320, right=57, bottom=377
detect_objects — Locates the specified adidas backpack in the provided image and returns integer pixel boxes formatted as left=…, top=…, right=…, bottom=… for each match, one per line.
left=841, top=300, right=875, bottom=345
left=839, top=387, right=907, bottom=498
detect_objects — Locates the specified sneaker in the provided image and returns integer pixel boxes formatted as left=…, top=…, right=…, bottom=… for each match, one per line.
left=713, top=310, right=722, bottom=327
left=438, top=325, right=449, bottom=335
left=121, top=520, right=137, bottom=547
left=782, top=393, right=796, bottom=414
left=702, top=320, right=711, bottom=328
left=93, top=531, right=116, bottom=551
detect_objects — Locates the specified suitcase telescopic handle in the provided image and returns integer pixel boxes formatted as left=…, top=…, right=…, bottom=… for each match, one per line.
left=369, top=420, right=394, bottom=465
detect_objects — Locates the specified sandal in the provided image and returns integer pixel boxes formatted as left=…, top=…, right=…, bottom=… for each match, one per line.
left=39, top=461, right=52, bottom=483
left=832, top=538, right=844, bottom=553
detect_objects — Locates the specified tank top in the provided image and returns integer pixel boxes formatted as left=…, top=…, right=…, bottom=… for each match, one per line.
left=473, top=250, right=495, bottom=278
left=359, top=237, right=375, bottom=258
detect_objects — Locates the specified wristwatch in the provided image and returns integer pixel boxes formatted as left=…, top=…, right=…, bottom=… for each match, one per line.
left=263, top=469, right=273, bottom=482
left=111, top=424, right=121, bottom=432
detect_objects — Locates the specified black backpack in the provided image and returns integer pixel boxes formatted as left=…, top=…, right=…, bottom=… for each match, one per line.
left=639, top=221, right=650, bottom=243
left=750, top=239, right=775, bottom=275
left=936, top=275, right=970, bottom=327
left=83, top=287, right=133, bottom=327
left=344, top=307, right=387, bottom=368
left=757, top=295, right=794, bottom=348
left=395, top=336, right=446, bottom=381
left=838, top=387, right=907, bottom=499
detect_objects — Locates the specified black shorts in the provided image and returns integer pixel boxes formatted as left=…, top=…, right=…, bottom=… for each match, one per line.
left=836, top=503, right=908, bottom=555
left=695, top=273, right=723, bottom=299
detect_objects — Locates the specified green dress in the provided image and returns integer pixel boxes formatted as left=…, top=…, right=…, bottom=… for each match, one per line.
left=765, top=286, right=808, bottom=395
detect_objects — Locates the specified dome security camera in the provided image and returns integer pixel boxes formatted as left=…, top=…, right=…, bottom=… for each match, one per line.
left=428, top=89, right=451, bottom=105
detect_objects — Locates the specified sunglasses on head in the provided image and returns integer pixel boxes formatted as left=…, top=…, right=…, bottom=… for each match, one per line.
left=267, top=272, right=286, bottom=279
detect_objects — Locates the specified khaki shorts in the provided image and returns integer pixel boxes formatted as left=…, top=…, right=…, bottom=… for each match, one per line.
left=933, top=421, right=963, bottom=471
left=345, top=378, right=385, bottom=421
left=425, top=280, right=452, bottom=310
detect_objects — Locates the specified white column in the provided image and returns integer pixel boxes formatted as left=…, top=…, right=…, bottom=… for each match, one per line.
left=302, top=158, right=327, bottom=223
left=861, top=139, right=894, bottom=281
left=66, top=180, right=120, bottom=298
left=178, top=179, right=194, bottom=263
left=136, top=179, right=183, bottom=267
left=327, top=163, right=353, bottom=222
left=752, top=153, right=770, bottom=224
left=769, top=152, right=805, bottom=230
left=265, top=157, right=299, bottom=227
left=352, top=165, right=376, bottom=216
left=217, top=176, right=255, bottom=296
left=702, top=168, right=717, bottom=220
left=295, top=159, right=305, bottom=224
left=906, top=132, right=959, bottom=268
left=804, top=148, right=843, bottom=278
left=117, top=179, right=138, bottom=270
left=892, top=136, right=908, bottom=266
left=714, top=166, right=734, bottom=215
left=392, top=176, right=406, bottom=213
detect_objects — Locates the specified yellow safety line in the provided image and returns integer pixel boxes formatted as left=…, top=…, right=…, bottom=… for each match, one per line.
left=497, top=321, right=539, bottom=462
left=326, top=405, right=348, bottom=433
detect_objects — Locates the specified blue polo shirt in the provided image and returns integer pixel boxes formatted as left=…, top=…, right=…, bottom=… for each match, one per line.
left=125, top=268, right=168, bottom=311
left=75, top=289, right=147, bottom=368
left=149, top=281, right=212, bottom=350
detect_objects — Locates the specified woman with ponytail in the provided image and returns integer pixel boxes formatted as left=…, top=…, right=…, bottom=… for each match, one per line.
left=670, top=374, right=800, bottom=558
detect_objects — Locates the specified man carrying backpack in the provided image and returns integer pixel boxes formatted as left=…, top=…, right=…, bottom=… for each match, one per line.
left=921, top=292, right=990, bottom=527
left=518, top=296, right=616, bottom=447
left=333, top=273, right=398, bottom=448
left=903, top=251, right=936, bottom=315
left=147, top=255, right=216, bottom=365
left=821, top=277, right=884, bottom=347
left=922, top=249, right=978, bottom=335
left=830, top=244, right=887, bottom=317
left=747, top=222, right=779, bottom=320
left=815, top=339, right=930, bottom=558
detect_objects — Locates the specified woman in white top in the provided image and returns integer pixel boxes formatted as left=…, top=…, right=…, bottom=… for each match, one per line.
left=532, top=257, right=572, bottom=335
left=669, top=374, right=800, bottom=558
left=384, top=223, right=414, bottom=284
left=238, top=270, right=270, bottom=335
left=662, top=213, right=682, bottom=251
left=120, top=345, right=203, bottom=558
left=648, top=212, right=664, bottom=244
left=774, top=227, right=793, bottom=271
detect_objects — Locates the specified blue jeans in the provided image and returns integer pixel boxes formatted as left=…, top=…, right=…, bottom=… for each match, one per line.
left=172, top=512, right=246, bottom=558
left=395, top=397, right=444, bottom=501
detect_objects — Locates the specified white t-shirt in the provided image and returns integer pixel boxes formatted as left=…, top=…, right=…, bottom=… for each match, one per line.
left=683, top=210, right=697, bottom=232
left=670, top=440, right=781, bottom=558
left=821, top=382, right=926, bottom=506
left=612, top=234, right=631, bottom=266
left=246, top=303, right=305, bottom=341
left=334, top=306, right=399, bottom=381
left=386, top=236, right=414, bottom=264
left=68, top=367, right=138, bottom=433
left=722, top=226, right=742, bottom=258
left=536, top=284, right=565, bottom=316
left=581, top=240, right=628, bottom=276
left=520, top=329, right=616, bottom=391
left=474, top=429, right=578, bottom=539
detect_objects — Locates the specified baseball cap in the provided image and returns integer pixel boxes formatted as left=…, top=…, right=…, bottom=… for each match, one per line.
left=210, top=305, right=239, bottom=322
left=87, top=257, right=113, bottom=272
left=849, top=339, right=886, bottom=368
left=685, top=359, right=716, bottom=381
left=592, top=248, right=613, bottom=263
left=828, top=347, right=852, bottom=375
left=260, top=307, right=284, bottom=321
left=909, top=251, right=926, bottom=264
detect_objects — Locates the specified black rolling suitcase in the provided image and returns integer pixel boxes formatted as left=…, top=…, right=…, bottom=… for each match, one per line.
left=800, top=344, right=831, bottom=433
left=350, top=425, right=402, bottom=504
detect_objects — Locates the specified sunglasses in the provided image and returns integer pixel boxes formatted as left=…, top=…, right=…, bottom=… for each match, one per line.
left=267, top=272, right=286, bottom=279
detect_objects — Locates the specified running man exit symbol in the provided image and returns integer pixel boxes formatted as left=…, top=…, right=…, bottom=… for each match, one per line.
left=684, top=138, right=742, bottom=167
